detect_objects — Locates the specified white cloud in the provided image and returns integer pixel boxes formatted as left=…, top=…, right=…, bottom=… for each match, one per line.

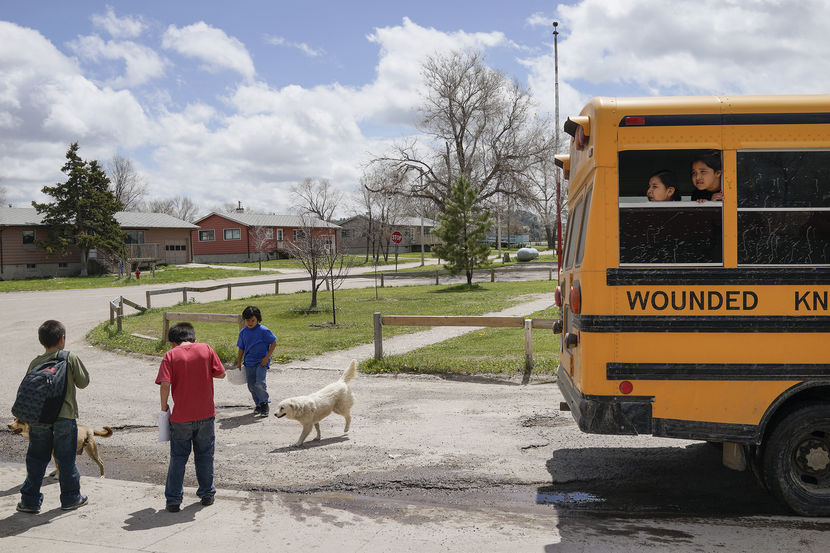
left=0, top=22, right=153, bottom=207
left=90, top=5, right=146, bottom=39
left=526, top=12, right=554, bottom=27
left=162, top=22, right=256, bottom=81
left=69, top=34, right=166, bottom=88
left=264, top=35, right=324, bottom=57
left=550, top=0, right=830, bottom=96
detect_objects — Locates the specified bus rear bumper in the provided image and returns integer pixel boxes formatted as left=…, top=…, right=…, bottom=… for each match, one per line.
left=557, top=365, right=654, bottom=435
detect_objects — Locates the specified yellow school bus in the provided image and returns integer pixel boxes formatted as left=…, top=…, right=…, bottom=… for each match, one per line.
left=554, top=95, right=830, bottom=516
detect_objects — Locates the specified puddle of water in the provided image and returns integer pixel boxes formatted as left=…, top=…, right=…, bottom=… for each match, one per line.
left=536, top=491, right=604, bottom=505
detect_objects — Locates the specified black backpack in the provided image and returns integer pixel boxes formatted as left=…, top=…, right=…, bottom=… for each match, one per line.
left=11, top=350, right=70, bottom=424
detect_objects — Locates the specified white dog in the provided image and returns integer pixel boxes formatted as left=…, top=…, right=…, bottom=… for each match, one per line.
left=275, top=360, right=356, bottom=446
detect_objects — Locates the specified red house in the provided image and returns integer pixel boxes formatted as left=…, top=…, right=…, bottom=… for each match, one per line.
left=0, top=207, right=198, bottom=280
left=191, top=212, right=341, bottom=263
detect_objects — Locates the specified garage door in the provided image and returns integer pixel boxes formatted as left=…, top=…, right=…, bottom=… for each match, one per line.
left=164, top=241, right=189, bottom=265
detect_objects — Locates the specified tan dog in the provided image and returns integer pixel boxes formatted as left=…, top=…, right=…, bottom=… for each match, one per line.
left=275, top=359, right=356, bottom=446
left=8, top=418, right=113, bottom=478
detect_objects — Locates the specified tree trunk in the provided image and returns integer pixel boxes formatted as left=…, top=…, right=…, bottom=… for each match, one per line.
left=330, top=276, right=337, bottom=325
left=545, top=224, right=554, bottom=250
left=80, top=248, right=89, bottom=276
left=466, top=269, right=473, bottom=285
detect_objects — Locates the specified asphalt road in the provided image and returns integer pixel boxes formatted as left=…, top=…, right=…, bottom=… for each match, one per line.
left=1, top=265, right=828, bottom=551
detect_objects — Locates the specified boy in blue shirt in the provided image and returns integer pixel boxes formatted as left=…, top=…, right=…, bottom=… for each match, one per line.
left=235, top=306, right=277, bottom=417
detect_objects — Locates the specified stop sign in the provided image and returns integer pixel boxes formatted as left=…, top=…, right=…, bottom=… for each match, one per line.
left=391, top=231, right=403, bottom=244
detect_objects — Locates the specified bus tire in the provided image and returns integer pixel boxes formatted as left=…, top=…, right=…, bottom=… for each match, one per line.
left=762, top=402, right=830, bottom=516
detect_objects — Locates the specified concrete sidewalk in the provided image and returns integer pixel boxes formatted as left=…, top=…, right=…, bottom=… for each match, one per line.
left=0, top=462, right=555, bottom=552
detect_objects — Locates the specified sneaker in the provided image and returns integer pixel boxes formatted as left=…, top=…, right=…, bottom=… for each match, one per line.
left=253, top=404, right=262, bottom=415
left=200, top=494, right=215, bottom=506
left=259, top=403, right=269, bottom=417
left=16, top=503, right=40, bottom=514
left=166, top=503, right=181, bottom=513
left=61, top=495, right=88, bottom=511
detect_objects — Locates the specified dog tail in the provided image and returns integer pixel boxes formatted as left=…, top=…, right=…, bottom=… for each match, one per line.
left=341, top=359, right=357, bottom=383
left=94, top=426, right=114, bottom=438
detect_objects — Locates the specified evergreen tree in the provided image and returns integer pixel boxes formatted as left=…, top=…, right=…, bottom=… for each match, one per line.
left=433, top=176, right=493, bottom=285
left=33, top=142, right=126, bottom=276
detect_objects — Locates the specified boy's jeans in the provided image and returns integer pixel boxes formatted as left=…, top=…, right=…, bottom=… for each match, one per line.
left=165, top=417, right=216, bottom=505
left=20, top=418, right=83, bottom=510
left=244, top=364, right=269, bottom=405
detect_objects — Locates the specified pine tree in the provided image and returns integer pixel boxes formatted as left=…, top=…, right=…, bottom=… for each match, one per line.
left=433, top=176, right=493, bottom=285
left=32, top=143, right=126, bottom=276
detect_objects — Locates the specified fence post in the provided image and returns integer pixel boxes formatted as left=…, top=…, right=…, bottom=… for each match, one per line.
left=109, top=301, right=115, bottom=325
left=227, top=284, right=232, bottom=301
left=146, top=290, right=151, bottom=309
left=117, top=297, right=123, bottom=332
left=491, top=269, right=495, bottom=282
left=161, top=313, right=170, bottom=345
left=275, top=281, right=279, bottom=295
left=373, top=312, right=383, bottom=360
left=549, top=268, right=553, bottom=281
left=522, top=319, right=533, bottom=385
left=182, top=289, right=188, bottom=303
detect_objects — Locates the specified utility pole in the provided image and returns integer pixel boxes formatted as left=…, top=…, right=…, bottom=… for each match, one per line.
left=553, top=20, right=563, bottom=275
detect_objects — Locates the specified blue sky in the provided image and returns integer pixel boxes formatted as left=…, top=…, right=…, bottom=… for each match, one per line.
left=2, top=1, right=830, bottom=215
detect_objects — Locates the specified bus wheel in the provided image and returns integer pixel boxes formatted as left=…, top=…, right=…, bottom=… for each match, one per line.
left=762, top=402, right=830, bottom=516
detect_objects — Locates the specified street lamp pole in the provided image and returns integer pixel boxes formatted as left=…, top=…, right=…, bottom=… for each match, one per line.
left=553, top=20, right=563, bottom=275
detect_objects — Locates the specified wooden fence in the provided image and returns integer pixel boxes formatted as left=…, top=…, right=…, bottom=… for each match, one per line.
left=161, top=312, right=244, bottom=344
left=108, top=296, right=147, bottom=332
left=373, top=313, right=556, bottom=385
left=142, top=263, right=555, bottom=308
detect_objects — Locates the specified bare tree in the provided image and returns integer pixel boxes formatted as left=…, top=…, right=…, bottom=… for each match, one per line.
left=284, top=216, right=336, bottom=310
left=291, top=178, right=342, bottom=222
left=145, top=195, right=200, bottom=222
left=359, top=167, right=408, bottom=263
left=106, top=155, right=147, bottom=211
left=322, top=243, right=356, bottom=325
left=368, top=50, right=552, bottom=214
left=525, top=154, right=567, bottom=250
left=249, top=226, right=273, bottom=269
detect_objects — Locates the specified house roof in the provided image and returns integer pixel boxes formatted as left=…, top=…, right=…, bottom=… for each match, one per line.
left=194, top=211, right=340, bottom=229
left=0, top=207, right=198, bottom=229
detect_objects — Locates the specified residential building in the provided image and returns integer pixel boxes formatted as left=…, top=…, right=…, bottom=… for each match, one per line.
left=0, top=207, right=198, bottom=280
left=338, top=215, right=440, bottom=255
left=191, top=211, right=340, bottom=263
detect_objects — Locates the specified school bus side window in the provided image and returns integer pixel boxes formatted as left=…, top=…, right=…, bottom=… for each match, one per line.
left=737, top=150, right=830, bottom=265
left=618, top=149, right=723, bottom=266
left=564, top=198, right=585, bottom=269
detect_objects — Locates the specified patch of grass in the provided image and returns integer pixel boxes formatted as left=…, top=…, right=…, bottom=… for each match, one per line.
left=0, top=266, right=270, bottom=292
left=359, top=305, right=559, bottom=376
left=86, top=280, right=555, bottom=365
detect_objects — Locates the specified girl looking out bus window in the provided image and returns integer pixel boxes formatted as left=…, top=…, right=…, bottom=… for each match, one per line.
left=646, top=170, right=681, bottom=201
left=691, top=151, right=723, bottom=202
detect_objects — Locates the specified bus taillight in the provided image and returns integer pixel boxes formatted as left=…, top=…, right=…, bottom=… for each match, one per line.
left=569, top=281, right=582, bottom=314
left=619, top=381, right=634, bottom=395
left=555, top=284, right=562, bottom=307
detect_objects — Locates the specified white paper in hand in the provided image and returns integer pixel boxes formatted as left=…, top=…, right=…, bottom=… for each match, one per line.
left=157, top=409, right=170, bottom=442
left=226, top=366, right=247, bottom=385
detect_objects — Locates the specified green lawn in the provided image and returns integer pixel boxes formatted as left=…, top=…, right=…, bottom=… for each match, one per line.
left=0, top=266, right=270, bottom=293
left=87, top=280, right=557, bottom=373
left=360, top=304, right=559, bottom=377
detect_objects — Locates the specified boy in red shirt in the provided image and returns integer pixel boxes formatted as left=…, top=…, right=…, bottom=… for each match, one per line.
left=155, top=322, right=225, bottom=513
